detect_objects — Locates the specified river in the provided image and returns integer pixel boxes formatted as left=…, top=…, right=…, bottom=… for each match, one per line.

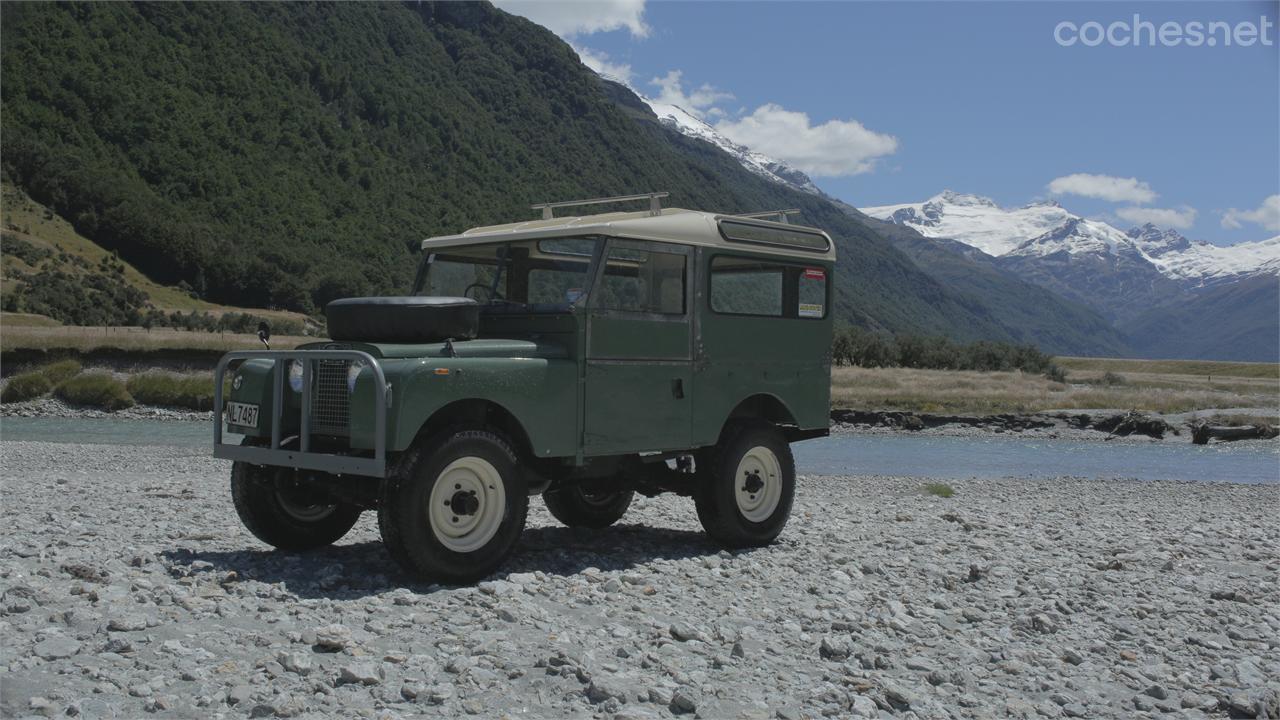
left=1, top=417, right=1276, bottom=484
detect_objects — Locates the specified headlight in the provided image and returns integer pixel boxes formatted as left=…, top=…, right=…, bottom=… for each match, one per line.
left=347, top=359, right=367, bottom=393
left=288, top=360, right=304, bottom=393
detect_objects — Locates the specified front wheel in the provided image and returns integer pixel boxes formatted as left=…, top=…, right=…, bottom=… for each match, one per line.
left=695, top=423, right=796, bottom=547
left=231, top=462, right=362, bottom=551
left=544, top=486, right=634, bottom=528
left=378, top=430, right=528, bottom=583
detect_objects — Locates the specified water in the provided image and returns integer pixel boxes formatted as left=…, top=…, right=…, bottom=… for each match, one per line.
left=1, top=417, right=240, bottom=447
left=2, top=417, right=1276, bottom=484
left=793, top=433, right=1279, bottom=484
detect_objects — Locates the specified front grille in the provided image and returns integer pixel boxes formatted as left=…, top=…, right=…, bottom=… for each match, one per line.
left=311, top=359, right=350, bottom=435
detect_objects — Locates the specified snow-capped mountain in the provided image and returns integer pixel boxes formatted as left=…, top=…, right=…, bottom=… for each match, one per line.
left=1125, top=224, right=1280, bottom=281
left=862, top=191, right=1280, bottom=283
left=865, top=191, right=1074, bottom=257
left=593, top=72, right=822, bottom=197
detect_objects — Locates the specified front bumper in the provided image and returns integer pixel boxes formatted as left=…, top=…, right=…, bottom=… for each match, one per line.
left=213, top=349, right=389, bottom=478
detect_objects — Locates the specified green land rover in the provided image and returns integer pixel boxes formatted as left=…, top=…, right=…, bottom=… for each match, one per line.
left=215, top=193, right=835, bottom=582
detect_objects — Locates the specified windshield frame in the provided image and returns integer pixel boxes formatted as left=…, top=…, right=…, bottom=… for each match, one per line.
left=413, top=236, right=606, bottom=313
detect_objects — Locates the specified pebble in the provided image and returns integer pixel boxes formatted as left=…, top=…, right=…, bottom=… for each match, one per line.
left=337, top=662, right=382, bottom=686
left=312, top=624, right=352, bottom=652
left=107, top=614, right=149, bottom=632
left=32, top=636, right=81, bottom=660
left=0, top=439, right=1275, bottom=719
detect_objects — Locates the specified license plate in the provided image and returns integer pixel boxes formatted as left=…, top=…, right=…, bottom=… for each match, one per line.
left=227, top=402, right=259, bottom=428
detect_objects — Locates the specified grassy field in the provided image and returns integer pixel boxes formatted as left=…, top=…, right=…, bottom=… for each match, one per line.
left=831, top=357, right=1279, bottom=417
left=0, top=312, right=62, bottom=327
left=1055, top=356, right=1279, bottom=380
left=0, top=324, right=310, bottom=354
left=2, top=320, right=1276, bottom=420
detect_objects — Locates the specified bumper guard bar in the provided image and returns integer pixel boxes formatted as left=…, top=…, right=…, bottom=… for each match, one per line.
left=213, top=350, right=388, bottom=478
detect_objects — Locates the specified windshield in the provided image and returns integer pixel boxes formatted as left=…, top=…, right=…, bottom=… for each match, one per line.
left=415, top=237, right=600, bottom=311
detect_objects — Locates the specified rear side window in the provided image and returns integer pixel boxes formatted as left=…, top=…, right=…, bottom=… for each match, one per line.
left=710, top=256, right=828, bottom=319
left=710, top=258, right=784, bottom=316
left=599, top=242, right=687, bottom=315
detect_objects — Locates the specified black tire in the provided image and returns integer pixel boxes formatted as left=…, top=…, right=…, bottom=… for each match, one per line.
left=543, top=486, right=634, bottom=529
left=695, top=423, right=796, bottom=548
left=231, top=461, right=362, bottom=551
left=377, top=430, right=528, bottom=583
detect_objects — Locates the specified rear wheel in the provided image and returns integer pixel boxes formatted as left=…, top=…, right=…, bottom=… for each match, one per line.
left=231, top=462, right=361, bottom=551
left=378, top=430, right=528, bottom=583
left=544, top=486, right=634, bottom=528
left=695, top=423, right=795, bottom=547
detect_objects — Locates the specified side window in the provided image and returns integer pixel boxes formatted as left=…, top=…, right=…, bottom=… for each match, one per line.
left=710, top=256, right=829, bottom=318
left=598, top=242, right=687, bottom=315
left=710, top=257, right=784, bottom=316
left=529, top=237, right=598, bottom=305
left=798, top=267, right=827, bottom=319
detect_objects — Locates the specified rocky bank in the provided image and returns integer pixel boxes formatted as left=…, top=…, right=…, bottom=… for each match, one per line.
left=1, top=441, right=1277, bottom=719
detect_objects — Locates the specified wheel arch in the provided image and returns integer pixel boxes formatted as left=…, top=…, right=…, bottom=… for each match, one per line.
left=721, top=393, right=797, bottom=437
left=408, top=398, right=535, bottom=461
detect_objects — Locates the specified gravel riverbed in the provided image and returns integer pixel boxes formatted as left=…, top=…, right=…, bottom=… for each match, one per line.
left=1, top=441, right=1277, bottom=719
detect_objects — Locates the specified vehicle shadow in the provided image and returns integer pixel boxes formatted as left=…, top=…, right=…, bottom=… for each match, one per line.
left=161, top=523, right=724, bottom=600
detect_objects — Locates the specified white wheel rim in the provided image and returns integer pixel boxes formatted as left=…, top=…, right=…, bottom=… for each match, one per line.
left=428, top=457, right=507, bottom=553
left=734, top=446, right=782, bottom=522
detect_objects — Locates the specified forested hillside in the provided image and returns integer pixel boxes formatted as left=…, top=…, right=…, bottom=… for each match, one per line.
left=1, top=1, right=1121, bottom=352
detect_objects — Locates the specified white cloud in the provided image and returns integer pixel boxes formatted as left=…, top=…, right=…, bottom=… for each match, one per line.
left=713, top=104, right=899, bottom=177
left=1115, top=205, right=1198, bottom=230
left=491, top=0, right=648, bottom=38
left=1221, top=195, right=1280, bottom=232
left=649, top=70, right=733, bottom=119
left=573, top=45, right=632, bottom=84
left=1047, top=173, right=1158, bottom=204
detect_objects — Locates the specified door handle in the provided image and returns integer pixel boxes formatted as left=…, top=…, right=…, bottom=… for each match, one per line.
left=671, top=378, right=685, bottom=399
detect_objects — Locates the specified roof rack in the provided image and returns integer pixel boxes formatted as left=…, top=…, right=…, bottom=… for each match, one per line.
left=733, top=209, right=802, bottom=225
left=531, top=192, right=669, bottom=220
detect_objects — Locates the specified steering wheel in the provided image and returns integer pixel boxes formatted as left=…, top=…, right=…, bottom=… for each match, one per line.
left=463, top=282, right=502, bottom=302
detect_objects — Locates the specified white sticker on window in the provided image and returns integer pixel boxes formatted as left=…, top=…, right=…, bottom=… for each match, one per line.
left=798, top=303, right=823, bottom=318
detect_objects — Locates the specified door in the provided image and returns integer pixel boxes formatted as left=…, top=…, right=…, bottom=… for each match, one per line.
left=583, top=238, right=693, bottom=455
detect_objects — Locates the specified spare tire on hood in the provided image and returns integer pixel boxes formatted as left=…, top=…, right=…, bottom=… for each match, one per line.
left=325, top=297, right=480, bottom=344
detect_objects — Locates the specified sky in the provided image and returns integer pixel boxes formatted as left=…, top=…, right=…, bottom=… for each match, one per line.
left=492, top=0, right=1279, bottom=245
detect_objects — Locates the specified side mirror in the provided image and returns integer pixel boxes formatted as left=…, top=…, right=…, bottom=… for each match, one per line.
left=257, top=321, right=271, bottom=349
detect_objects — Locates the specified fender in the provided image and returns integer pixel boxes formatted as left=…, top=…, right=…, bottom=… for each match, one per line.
left=349, top=356, right=579, bottom=458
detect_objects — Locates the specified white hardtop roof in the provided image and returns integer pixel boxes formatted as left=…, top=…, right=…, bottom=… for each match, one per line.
left=421, top=207, right=836, bottom=261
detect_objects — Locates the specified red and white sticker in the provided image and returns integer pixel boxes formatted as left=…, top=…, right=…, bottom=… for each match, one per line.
left=803, top=268, right=826, bottom=280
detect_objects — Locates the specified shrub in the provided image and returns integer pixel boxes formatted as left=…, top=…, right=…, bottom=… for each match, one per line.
left=1100, top=371, right=1126, bottom=386
left=54, top=372, right=134, bottom=411
left=126, top=372, right=216, bottom=410
left=38, top=359, right=82, bottom=385
left=831, top=327, right=1059, bottom=374
left=923, top=482, right=955, bottom=498
left=1045, top=364, right=1068, bottom=383
left=1, top=372, right=52, bottom=403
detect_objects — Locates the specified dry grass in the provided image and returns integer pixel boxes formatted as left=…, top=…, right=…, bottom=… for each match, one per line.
left=2, top=182, right=309, bottom=323
left=0, top=312, right=61, bottom=327
left=0, top=325, right=310, bottom=353
left=831, top=363, right=1279, bottom=415
left=1055, top=356, right=1278, bottom=380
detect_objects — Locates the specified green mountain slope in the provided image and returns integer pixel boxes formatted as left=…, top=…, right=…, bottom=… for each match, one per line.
left=0, top=1, right=1120, bottom=351
left=1118, top=274, right=1279, bottom=362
